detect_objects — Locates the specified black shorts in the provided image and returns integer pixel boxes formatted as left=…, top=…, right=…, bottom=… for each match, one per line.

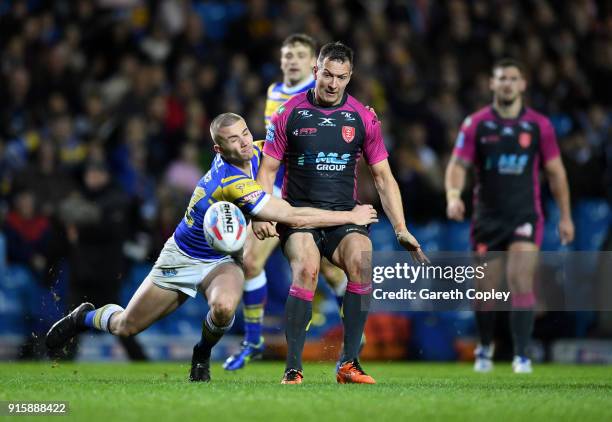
left=471, top=215, right=543, bottom=252
left=278, top=224, right=370, bottom=261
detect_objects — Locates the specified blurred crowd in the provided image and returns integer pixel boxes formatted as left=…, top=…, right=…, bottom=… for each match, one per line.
left=0, top=0, right=611, bottom=303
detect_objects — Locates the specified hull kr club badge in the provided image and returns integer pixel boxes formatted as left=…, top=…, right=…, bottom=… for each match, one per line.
left=519, top=132, right=532, bottom=148
left=342, top=126, right=355, bottom=143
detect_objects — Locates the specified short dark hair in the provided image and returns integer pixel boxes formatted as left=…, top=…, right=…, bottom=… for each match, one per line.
left=317, top=42, right=354, bottom=68
left=282, top=33, right=317, bottom=56
left=492, top=58, right=524, bottom=75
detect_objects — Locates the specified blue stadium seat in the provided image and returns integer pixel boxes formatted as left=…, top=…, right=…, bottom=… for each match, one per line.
left=574, top=200, right=611, bottom=251
left=0, top=265, right=64, bottom=337
left=443, top=221, right=472, bottom=251
left=0, top=284, right=27, bottom=335
left=542, top=199, right=611, bottom=251
left=264, top=248, right=291, bottom=316
left=120, top=263, right=151, bottom=304
left=407, top=222, right=444, bottom=252
left=409, top=312, right=458, bottom=361
left=370, top=216, right=397, bottom=251
left=542, top=200, right=566, bottom=251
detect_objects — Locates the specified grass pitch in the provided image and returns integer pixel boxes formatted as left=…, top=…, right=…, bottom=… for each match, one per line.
left=1, top=362, right=611, bottom=421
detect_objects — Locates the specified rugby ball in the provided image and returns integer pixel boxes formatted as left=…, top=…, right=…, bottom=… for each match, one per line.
left=203, top=201, right=247, bottom=254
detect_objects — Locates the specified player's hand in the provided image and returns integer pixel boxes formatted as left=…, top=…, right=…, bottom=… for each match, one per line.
left=558, top=216, right=575, bottom=245
left=252, top=221, right=278, bottom=240
left=365, top=105, right=378, bottom=120
left=446, top=198, right=465, bottom=221
left=396, top=230, right=430, bottom=264
left=351, top=204, right=378, bottom=225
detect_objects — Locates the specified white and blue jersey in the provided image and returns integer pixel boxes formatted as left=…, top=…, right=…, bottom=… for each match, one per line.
left=173, top=141, right=270, bottom=260
left=264, top=77, right=315, bottom=194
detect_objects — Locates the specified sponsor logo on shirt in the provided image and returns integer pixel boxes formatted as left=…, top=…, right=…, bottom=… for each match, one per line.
left=487, top=153, right=529, bottom=174
left=480, top=135, right=500, bottom=143
left=265, top=124, right=276, bottom=142
left=297, top=151, right=350, bottom=171
left=298, top=110, right=313, bottom=118
left=293, top=127, right=318, bottom=136
left=241, top=190, right=263, bottom=204
left=484, top=121, right=498, bottom=130
left=502, top=126, right=515, bottom=136
left=315, top=151, right=350, bottom=171
left=213, top=157, right=224, bottom=171
left=162, top=268, right=178, bottom=277
left=514, top=223, right=533, bottom=238
left=455, top=132, right=465, bottom=149
left=342, top=126, right=355, bottom=143
left=318, top=117, right=336, bottom=127
left=341, top=111, right=355, bottom=121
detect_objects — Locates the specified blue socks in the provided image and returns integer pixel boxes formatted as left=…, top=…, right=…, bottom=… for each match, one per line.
left=243, top=272, right=267, bottom=345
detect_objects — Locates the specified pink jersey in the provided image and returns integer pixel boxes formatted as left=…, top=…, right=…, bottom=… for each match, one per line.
left=452, top=105, right=560, bottom=245
left=263, top=90, right=388, bottom=210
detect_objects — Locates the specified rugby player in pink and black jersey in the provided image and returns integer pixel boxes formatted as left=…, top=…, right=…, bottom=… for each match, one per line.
left=46, top=113, right=378, bottom=383
left=224, top=34, right=354, bottom=372
left=257, top=42, right=429, bottom=385
left=445, top=58, right=574, bottom=374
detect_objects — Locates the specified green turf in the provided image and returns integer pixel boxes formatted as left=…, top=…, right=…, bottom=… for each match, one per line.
left=1, top=362, right=611, bottom=421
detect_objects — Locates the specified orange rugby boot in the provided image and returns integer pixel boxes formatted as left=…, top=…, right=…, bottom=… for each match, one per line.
left=336, top=359, right=376, bottom=384
left=281, top=368, right=304, bottom=384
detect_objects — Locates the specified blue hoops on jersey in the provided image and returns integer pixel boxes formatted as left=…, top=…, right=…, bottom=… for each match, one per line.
left=264, top=77, right=316, bottom=191
left=174, top=141, right=271, bottom=260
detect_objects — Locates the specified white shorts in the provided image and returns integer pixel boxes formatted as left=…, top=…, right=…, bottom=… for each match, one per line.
left=149, top=236, right=237, bottom=298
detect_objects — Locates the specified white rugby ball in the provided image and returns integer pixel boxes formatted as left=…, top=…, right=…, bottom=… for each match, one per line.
left=203, top=201, right=247, bottom=254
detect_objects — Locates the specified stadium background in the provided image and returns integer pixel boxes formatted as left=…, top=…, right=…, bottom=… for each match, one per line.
left=0, top=0, right=610, bottom=364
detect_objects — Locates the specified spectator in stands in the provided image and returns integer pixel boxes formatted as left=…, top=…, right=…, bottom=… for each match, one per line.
left=56, top=160, right=147, bottom=360
left=2, top=189, right=53, bottom=358
left=3, top=189, right=50, bottom=278
left=0, top=0, right=610, bottom=353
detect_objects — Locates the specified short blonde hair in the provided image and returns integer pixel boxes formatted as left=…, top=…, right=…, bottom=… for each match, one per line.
left=209, top=113, right=244, bottom=144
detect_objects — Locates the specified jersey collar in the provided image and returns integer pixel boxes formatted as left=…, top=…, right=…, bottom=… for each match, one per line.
left=282, top=75, right=315, bottom=95
left=218, top=154, right=254, bottom=179
left=307, top=88, right=348, bottom=109
left=491, top=104, right=527, bottom=122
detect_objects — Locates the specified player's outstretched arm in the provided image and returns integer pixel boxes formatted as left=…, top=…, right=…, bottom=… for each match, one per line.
left=444, top=155, right=470, bottom=221
left=254, top=197, right=378, bottom=232
left=257, top=154, right=281, bottom=194
left=544, top=156, right=574, bottom=245
left=251, top=153, right=281, bottom=240
left=369, top=159, right=429, bottom=264
left=252, top=153, right=282, bottom=238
